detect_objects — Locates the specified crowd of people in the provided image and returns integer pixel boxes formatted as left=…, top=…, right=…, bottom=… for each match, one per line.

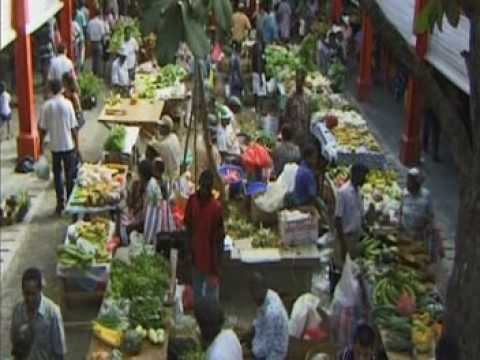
left=4, top=0, right=455, bottom=359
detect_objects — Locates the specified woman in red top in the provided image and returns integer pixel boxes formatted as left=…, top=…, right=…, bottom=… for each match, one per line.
left=185, top=170, right=225, bottom=303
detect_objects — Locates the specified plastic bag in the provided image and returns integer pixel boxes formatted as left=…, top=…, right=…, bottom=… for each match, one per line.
left=34, top=155, right=50, bottom=181
left=289, top=293, right=321, bottom=338
left=329, top=255, right=365, bottom=349
left=241, top=143, right=272, bottom=173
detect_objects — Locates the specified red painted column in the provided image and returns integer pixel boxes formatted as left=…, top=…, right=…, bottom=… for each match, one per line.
left=331, top=0, right=343, bottom=23
left=356, top=14, right=373, bottom=102
left=59, top=0, right=74, bottom=59
left=399, top=0, right=429, bottom=166
left=15, top=0, right=40, bottom=160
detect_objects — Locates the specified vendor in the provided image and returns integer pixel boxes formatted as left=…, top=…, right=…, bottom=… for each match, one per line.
left=399, top=168, right=435, bottom=256
left=272, top=125, right=301, bottom=177
left=283, top=69, right=311, bottom=145
left=122, top=26, right=139, bottom=82
left=339, top=324, right=375, bottom=360
left=216, top=106, right=241, bottom=162
left=111, top=46, right=130, bottom=95
left=148, top=115, right=182, bottom=180
left=335, top=163, right=369, bottom=263
left=248, top=272, right=289, bottom=360
left=194, top=299, right=243, bottom=359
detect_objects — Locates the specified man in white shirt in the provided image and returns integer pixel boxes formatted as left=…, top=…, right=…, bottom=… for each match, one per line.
left=87, top=13, right=107, bottom=76
left=194, top=299, right=243, bottom=360
left=216, top=106, right=240, bottom=161
left=122, top=26, right=139, bottom=81
left=39, top=79, right=80, bottom=214
left=48, top=43, right=76, bottom=83
left=111, top=47, right=130, bottom=93
left=335, top=163, right=369, bottom=264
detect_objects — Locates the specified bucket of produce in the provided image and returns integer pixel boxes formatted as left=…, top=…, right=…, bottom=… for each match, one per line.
left=244, top=181, right=267, bottom=197
left=218, top=165, right=245, bottom=195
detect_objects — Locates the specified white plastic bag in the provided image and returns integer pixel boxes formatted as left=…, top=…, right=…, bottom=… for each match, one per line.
left=34, top=155, right=50, bottom=181
left=289, top=293, right=321, bottom=338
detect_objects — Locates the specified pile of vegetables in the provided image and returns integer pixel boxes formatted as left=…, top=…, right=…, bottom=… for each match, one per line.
left=265, top=45, right=300, bottom=81
left=135, top=65, right=187, bottom=99
left=327, top=61, right=346, bottom=93
left=0, top=190, right=29, bottom=226
left=109, top=18, right=142, bottom=54
left=104, top=125, right=127, bottom=152
left=78, top=71, right=103, bottom=103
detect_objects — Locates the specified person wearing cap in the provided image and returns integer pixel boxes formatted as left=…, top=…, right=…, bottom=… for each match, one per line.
left=399, top=168, right=435, bottom=256
left=335, top=163, right=370, bottom=264
left=232, top=3, right=252, bottom=44
left=216, top=106, right=241, bottom=162
left=148, top=116, right=182, bottom=180
left=111, top=46, right=130, bottom=94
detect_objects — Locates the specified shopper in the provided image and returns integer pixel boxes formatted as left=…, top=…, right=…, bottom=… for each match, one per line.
left=87, top=12, right=107, bottom=77
left=335, top=163, right=369, bottom=262
left=148, top=115, right=182, bottom=180
left=339, top=323, right=375, bottom=360
left=0, top=81, right=12, bottom=139
left=248, top=272, right=289, bottom=359
left=72, top=15, right=85, bottom=71
left=261, top=5, right=279, bottom=45
left=122, top=26, right=139, bottom=82
left=283, top=69, right=311, bottom=145
left=10, top=268, right=66, bottom=360
left=228, top=42, right=244, bottom=99
left=48, top=43, right=76, bottom=83
left=194, top=298, right=243, bottom=360
left=36, top=19, right=56, bottom=97
left=288, top=144, right=318, bottom=207
left=62, top=72, right=85, bottom=129
left=251, top=31, right=267, bottom=112
left=232, top=3, right=252, bottom=44
left=111, top=47, right=130, bottom=94
left=39, top=79, right=80, bottom=214
left=272, top=125, right=301, bottom=177
left=185, top=170, right=225, bottom=303
left=277, top=0, right=292, bottom=42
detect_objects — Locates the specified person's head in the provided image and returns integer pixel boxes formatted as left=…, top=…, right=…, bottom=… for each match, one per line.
left=198, top=170, right=214, bottom=200
left=22, top=268, right=43, bottom=313
left=295, top=69, right=306, bottom=94
left=302, top=144, right=318, bottom=168
left=228, top=96, right=242, bottom=114
left=249, top=272, right=268, bottom=307
left=49, top=78, right=63, bottom=95
left=62, top=72, right=77, bottom=92
left=138, top=159, right=153, bottom=183
left=351, top=163, right=369, bottom=188
left=406, top=168, right=423, bottom=195
left=57, top=43, right=66, bottom=55
left=218, top=106, right=232, bottom=128
left=152, top=157, right=165, bottom=179
left=193, top=298, right=225, bottom=347
left=436, top=335, right=460, bottom=360
left=124, top=26, right=132, bottom=41
left=0, top=81, right=6, bottom=94
left=281, top=125, right=294, bottom=142
left=158, top=115, right=174, bottom=136
left=78, top=0, right=85, bottom=8
left=352, top=324, right=375, bottom=360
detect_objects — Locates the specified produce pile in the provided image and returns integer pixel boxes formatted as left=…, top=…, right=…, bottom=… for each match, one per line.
left=0, top=190, right=29, bottom=226
left=331, top=125, right=381, bottom=153
left=70, top=164, right=126, bottom=207
left=226, top=203, right=278, bottom=248
left=104, top=125, right=126, bottom=152
left=265, top=45, right=300, bottom=81
left=58, top=218, right=112, bottom=269
left=135, top=64, right=187, bottom=99
left=91, top=250, right=171, bottom=356
left=109, top=18, right=142, bottom=54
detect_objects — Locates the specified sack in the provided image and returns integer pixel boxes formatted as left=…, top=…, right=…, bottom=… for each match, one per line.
left=34, top=155, right=50, bottom=180
left=241, top=143, right=272, bottom=173
left=329, top=255, right=366, bottom=349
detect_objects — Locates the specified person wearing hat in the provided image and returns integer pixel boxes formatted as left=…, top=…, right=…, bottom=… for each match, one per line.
left=216, top=105, right=241, bottom=162
left=399, top=168, right=436, bottom=258
left=148, top=115, right=182, bottom=180
left=111, top=46, right=130, bottom=94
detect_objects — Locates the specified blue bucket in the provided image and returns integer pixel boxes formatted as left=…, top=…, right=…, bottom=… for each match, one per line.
left=244, top=181, right=267, bottom=197
left=218, top=165, right=245, bottom=196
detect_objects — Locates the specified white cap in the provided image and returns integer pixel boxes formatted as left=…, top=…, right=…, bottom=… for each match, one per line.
left=408, top=167, right=420, bottom=177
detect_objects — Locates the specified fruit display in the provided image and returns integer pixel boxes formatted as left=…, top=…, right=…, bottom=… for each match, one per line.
left=332, top=125, right=382, bottom=153
left=70, top=164, right=126, bottom=207
left=104, top=125, right=126, bottom=153
left=105, top=93, right=122, bottom=107
left=135, top=64, right=187, bottom=99
left=372, top=268, right=422, bottom=307
left=93, top=321, right=123, bottom=348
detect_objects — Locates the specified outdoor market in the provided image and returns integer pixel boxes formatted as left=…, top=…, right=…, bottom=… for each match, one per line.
left=0, top=0, right=474, bottom=359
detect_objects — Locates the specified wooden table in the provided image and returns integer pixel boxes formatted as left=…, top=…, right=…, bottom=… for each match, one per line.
left=86, top=335, right=168, bottom=360
left=98, top=99, right=165, bottom=128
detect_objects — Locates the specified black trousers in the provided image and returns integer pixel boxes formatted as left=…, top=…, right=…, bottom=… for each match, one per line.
left=52, top=149, right=77, bottom=206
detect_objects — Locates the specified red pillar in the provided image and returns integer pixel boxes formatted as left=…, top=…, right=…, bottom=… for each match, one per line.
left=15, top=0, right=40, bottom=160
left=331, top=0, right=343, bottom=23
left=399, top=0, right=429, bottom=166
left=59, top=0, right=74, bottom=59
left=356, top=14, right=373, bottom=102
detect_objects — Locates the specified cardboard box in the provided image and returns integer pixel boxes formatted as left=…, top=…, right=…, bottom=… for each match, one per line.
left=279, top=207, right=319, bottom=246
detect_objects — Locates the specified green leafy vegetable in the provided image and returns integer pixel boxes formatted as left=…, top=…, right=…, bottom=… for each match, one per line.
left=104, top=125, right=127, bottom=152
left=78, top=71, right=103, bottom=100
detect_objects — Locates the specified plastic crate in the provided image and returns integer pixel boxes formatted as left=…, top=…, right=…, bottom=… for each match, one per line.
left=278, top=207, right=319, bottom=246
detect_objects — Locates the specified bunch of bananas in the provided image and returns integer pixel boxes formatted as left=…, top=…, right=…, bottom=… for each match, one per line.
left=411, top=313, right=434, bottom=353
left=373, top=274, right=417, bottom=307
left=93, top=321, right=123, bottom=348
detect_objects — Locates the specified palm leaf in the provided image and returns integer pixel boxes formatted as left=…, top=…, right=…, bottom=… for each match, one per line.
left=154, top=4, right=187, bottom=64
left=180, top=1, right=210, bottom=58
left=210, top=0, right=233, bottom=33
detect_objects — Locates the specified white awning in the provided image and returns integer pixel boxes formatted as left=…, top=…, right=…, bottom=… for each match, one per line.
left=27, top=0, right=63, bottom=34
left=1, top=0, right=16, bottom=49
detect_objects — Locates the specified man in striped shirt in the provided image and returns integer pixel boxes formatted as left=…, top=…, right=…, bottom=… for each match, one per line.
left=338, top=324, right=375, bottom=360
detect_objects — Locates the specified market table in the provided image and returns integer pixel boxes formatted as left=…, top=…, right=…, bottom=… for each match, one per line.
left=98, top=99, right=165, bottom=128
